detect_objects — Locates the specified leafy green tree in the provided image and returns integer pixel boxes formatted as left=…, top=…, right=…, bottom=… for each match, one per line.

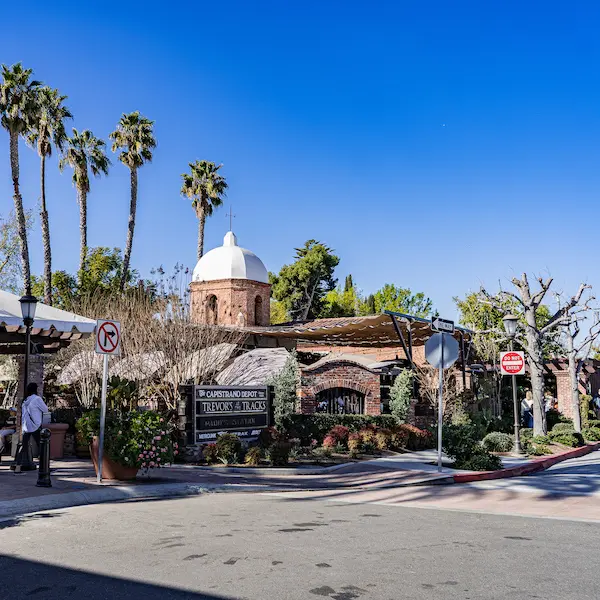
left=344, top=274, right=353, bottom=292
left=267, top=350, right=299, bottom=428
left=360, top=294, right=376, bottom=315
left=270, top=240, right=339, bottom=320
left=0, top=210, right=33, bottom=293
left=109, top=112, right=156, bottom=291
left=270, top=299, right=289, bottom=324
left=180, top=160, right=228, bottom=260
left=0, top=63, right=41, bottom=294
left=27, top=86, right=72, bottom=304
left=322, top=285, right=360, bottom=318
left=31, top=270, right=77, bottom=310
left=389, top=369, right=413, bottom=421
left=373, top=284, right=432, bottom=317
left=60, top=129, right=110, bottom=278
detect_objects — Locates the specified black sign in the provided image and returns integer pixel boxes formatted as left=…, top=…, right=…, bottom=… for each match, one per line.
left=193, top=386, right=270, bottom=443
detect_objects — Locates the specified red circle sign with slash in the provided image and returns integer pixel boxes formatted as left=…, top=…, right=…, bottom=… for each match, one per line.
left=98, top=321, right=120, bottom=353
left=501, top=351, right=525, bottom=375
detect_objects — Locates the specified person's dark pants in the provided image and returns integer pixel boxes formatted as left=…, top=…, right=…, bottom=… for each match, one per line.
left=22, top=428, right=41, bottom=460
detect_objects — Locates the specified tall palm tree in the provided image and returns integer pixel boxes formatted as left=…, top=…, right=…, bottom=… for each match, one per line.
left=0, top=63, right=41, bottom=295
left=109, top=111, right=156, bottom=290
left=59, top=129, right=110, bottom=277
left=27, top=87, right=72, bottom=305
left=180, top=161, right=228, bottom=260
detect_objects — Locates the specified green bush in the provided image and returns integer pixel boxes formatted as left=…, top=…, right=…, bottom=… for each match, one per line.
left=547, top=430, right=584, bottom=448
left=389, top=369, right=413, bottom=421
left=202, top=443, right=218, bottom=464
left=457, top=447, right=503, bottom=471
left=520, top=428, right=533, bottom=441
left=551, top=422, right=575, bottom=433
left=281, top=414, right=398, bottom=444
left=546, top=410, right=571, bottom=431
left=244, top=446, right=262, bottom=466
left=482, top=432, right=514, bottom=453
left=582, top=427, right=600, bottom=442
left=528, top=443, right=553, bottom=456
left=268, top=440, right=292, bottom=466
left=216, top=433, right=242, bottom=464
left=531, top=435, right=550, bottom=444
left=442, top=423, right=501, bottom=471
left=588, top=420, right=600, bottom=428
left=581, top=394, right=592, bottom=428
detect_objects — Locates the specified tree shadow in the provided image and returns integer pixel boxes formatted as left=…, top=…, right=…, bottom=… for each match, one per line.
left=0, top=554, right=233, bottom=599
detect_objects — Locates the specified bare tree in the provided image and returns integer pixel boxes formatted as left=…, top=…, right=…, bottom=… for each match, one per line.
left=413, top=364, right=461, bottom=419
left=481, top=274, right=588, bottom=435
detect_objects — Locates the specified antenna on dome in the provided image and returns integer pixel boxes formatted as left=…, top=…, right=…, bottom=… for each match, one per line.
left=226, top=206, right=236, bottom=231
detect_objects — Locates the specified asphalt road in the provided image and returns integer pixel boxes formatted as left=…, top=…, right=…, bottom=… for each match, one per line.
left=1, top=491, right=600, bottom=600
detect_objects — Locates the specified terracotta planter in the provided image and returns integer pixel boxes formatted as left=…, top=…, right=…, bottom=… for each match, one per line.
left=46, top=423, right=69, bottom=459
left=90, top=436, right=138, bottom=481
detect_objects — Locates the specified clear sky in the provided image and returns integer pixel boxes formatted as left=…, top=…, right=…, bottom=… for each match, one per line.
left=1, top=1, right=599, bottom=319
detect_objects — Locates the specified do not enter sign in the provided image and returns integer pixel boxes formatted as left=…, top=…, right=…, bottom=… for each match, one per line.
left=95, top=319, right=122, bottom=355
left=500, top=351, right=525, bottom=376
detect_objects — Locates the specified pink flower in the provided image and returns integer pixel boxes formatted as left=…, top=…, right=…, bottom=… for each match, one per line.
left=152, top=446, right=156, bottom=451
left=156, top=436, right=161, bottom=441
left=161, top=431, right=166, bottom=435
left=174, top=442, right=178, bottom=448
left=138, top=454, right=144, bottom=459
left=157, top=457, right=161, bottom=462
left=160, top=418, right=164, bottom=423
left=149, top=461, right=155, bottom=467
left=174, top=450, right=178, bottom=455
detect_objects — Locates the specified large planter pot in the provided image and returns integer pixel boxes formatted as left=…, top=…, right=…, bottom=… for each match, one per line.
left=46, top=423, right=69, bottom=459
left=90, top=437, right=138, bottom=481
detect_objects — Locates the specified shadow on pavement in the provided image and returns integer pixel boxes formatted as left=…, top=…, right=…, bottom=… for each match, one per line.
left=0, top=554, right=233, bottom=599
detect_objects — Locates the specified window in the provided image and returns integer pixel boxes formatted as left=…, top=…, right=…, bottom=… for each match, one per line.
left=315, top=387, right=365, bottom=414
left=207, top=295, right=218, bottom=325
left=254, top=296, right=263, bottom=326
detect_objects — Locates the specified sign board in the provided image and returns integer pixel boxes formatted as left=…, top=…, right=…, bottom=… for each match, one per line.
left=431, top=317, right=455, bottom=334
left=193, top=385, right=270, bottom=443
left=425, top=333, right=459, bottom=369
left=95, top=319, right=121, bottom=356
left=500, top=351, right=525, bottom=376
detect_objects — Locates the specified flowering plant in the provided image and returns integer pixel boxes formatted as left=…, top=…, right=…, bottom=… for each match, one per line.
left=76, top=410, right=176, bottom=471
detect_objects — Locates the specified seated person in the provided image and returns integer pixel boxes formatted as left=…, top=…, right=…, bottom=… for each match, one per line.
left=0, top=407, right=17, bottom=457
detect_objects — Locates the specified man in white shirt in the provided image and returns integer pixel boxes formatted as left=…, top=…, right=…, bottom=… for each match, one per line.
left=21, top=382, right=49, bottom=459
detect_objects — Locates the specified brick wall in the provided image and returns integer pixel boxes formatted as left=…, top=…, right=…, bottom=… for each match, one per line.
left=300, top=360, right=381, bottom=415
left=555, top=371, right=573, bottom=419
left=190, top=279, right=271, bottom=326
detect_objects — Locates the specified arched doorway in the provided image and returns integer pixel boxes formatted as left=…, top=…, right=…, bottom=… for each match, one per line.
left=207, top=295, right=218, bottom=325
left=254, top=295, right=263, bottom=326
left=315, top=387, right=365, bottom=414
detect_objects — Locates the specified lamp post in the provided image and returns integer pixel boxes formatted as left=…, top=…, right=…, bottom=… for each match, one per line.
left=503, top=314, right=524, bottom=455
left=19, top=294, right=38, bottom=398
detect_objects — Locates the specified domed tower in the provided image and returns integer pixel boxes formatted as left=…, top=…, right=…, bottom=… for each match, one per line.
left=190, top=231, right=271, bottom=326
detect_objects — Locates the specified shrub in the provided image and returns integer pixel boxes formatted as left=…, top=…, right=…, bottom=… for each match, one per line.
left=457, top=447, right=502, bottom=471
left=520, top=428, right=533, bottom=441
left=396, top=423, right=434, bottom=451
left=244, top=446, right=262, bottom=466
left=482, top=432, right=514, bottom=453
left=348, top=433, right=361, bottom=457
left=375, top=429, right=391, bottom=451
left=546, top=409, right=571, bottom=431
left=358, top=427, right=376, bottom=445
left=280, top=414, right=398, bottom=445
left=389, top=369, right=413, bottom=421
left=216, top=433, right=242, bottom=464
left=528, top=443, right=553, bottom=456
left=327, top=425, right=350, bottom=446
left=268, top=350, right=299, bottom=428
left=389, top=427, right=409, bottom=451
left=583, top=427, right=600, bottom=442
left=268, top=440, right=292, bottom=466
left=588, top=420, right=600, bottom=429
left=581, top=394, right=592, bottom=428
left=442, top=423, right=501, bottom=471
left=202, top=443, right=218, bottom=464
left=551, top=422, right=575, bottom=433
left=548, top=430, right=584, bottom=447
left=531, top=435, right=550, bottom=444
left=361, top=441, right=376, bottom=455
left=322, top=435, right=337, bottom=449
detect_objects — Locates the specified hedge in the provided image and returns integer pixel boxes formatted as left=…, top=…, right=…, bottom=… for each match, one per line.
left=281, top=414, right=399, bottom=445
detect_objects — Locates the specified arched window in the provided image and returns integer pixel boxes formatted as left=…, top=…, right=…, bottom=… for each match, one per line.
left=254, top=295, right=263, bottom=326
left=207, top=295, right=218, bottom=325
left=315, top=387, right=365, bottom=414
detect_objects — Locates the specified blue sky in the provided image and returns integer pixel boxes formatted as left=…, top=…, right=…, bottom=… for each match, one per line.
left=2, top=1, right=599, bottom=318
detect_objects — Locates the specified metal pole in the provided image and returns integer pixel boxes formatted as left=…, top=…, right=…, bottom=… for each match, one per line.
left=437, top=334, right=445, bottom=472
left=97, top=353, right=109, bottom=483
left=510, top=339, right=524, bottom=454
left=36, top=428, right=52, bottom=487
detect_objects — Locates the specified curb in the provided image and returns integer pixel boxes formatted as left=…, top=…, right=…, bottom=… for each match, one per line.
left=0, top=482, right=266, bottom=521
left=453, top=442, right=600, bottom=484
left=174, top=461, right=355, bottom=476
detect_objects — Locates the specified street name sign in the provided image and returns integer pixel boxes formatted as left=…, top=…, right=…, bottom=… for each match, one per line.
left=425, top=333, right=459, bottom=369
left=95, top=319, right=121, bottom=356
left=431, top=317, right=455, bottom=334
left=193, top=385, right=271, bottom=442
left=500, top=351, right=525, bottom=376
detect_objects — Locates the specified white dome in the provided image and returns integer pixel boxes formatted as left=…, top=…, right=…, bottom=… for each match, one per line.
left=192, top=231, right=269, bottom=284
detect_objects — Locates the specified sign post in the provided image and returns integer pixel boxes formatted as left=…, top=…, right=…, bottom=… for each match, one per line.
left=95, top=319, right=121, bottom=483
left=425, top=324, right=459, bottom=472
left=500, top=349, right=526, bottom=454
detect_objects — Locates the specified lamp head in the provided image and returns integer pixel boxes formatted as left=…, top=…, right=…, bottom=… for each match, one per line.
left=19, top=294, right=38, bottom=327
left=502, top=314, right=519, bottom=339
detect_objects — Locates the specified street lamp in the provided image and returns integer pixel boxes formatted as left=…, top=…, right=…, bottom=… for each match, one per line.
left=503, top=314, right=524, bottom=454
left=19, top=294, right=37, bottom=396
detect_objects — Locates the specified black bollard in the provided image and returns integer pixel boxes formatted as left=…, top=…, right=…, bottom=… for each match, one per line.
left=36, top=428, right=52, bottom=488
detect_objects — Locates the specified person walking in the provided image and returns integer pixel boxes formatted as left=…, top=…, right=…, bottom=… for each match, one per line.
left=21, top=383, right=49, bottom=464
left=0, top=406, right=17, bottom=460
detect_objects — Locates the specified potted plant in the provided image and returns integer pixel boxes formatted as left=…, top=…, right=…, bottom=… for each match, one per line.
left=76, top=409, right=177, bottom=481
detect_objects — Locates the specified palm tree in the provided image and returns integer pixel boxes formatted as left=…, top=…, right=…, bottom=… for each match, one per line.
left=59, top=129, right=110, bottom=277
left=27, top=87, right=72, bottom=304
left=0, top=63, right=41, bottom=295
left=180, top=161, right=228, bottom=260
left=109, top=111, right=156, bottom=290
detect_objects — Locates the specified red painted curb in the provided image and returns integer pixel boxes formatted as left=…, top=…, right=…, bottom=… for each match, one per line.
left=453, top=441, right=600, bottom=484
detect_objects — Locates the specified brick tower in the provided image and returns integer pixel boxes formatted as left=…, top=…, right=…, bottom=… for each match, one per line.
left=190, top=231, right=270, bottom=327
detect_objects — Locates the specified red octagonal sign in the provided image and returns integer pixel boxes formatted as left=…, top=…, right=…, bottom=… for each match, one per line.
left=500, top=351, right=525, bottom=376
